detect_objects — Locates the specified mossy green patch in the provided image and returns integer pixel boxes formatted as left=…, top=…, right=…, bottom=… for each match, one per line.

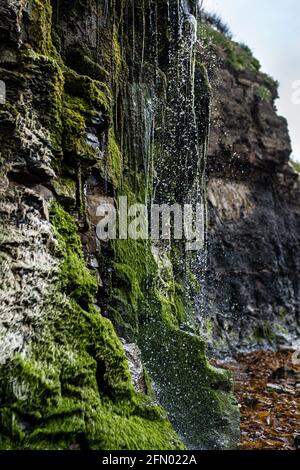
left=139, top=322, right=240, bottom=450
left=256, top=85, right=272, bottom=102
left=63, top=68, right=111, bottom=112
left=28, top=0, right=54, bottom=57
left=254, top=320, right=276, bottom=343
left=203, top=318, right=215, bottom=340
left=0, top=203, right=184, bottom=450
left=109, top=236, right=189, bottom=336
left=62, top=94, right=97, bottom=162
left=60, top=68, right=111, bottom=165
left=107, top=128, right=123, bottom=187
left=50, top=202, right=98, bottom=305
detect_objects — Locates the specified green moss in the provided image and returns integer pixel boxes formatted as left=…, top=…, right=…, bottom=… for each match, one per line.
left=112, top=25, right=122, bottom=80
left=52, top=177, right=77, bottom=207
left=66, top=45, right=109, bottom=82
left=48, top=63, right=65, bottom=152
left=18, top=48, right=65, bottom=155
left=262, top=322, right=276, bottom=341
left=23, top=3, right=112, bottom=162
left=139, top=322, right=240, bottom=450
left=63, top=67, right=111, bottom=112
left=46, top=65, right=115, bottom=181
left=0, top=203, right=184, bottom=450
left=107, top=227, right=239, bottom=449
left=143, top=367, right=156, bottom=400
left=109, top=236, right=189, bottom=335
left=153, top=273, right=187, bottom=328
left=256, top=85, right=272, bottom=102
left=186, top=270, right=201, bottom=296
left=29, top=0, right=54, bottom=57
left=203, top=318, right=215, bottom=340
left=50, top=203, right=98, bottom=304
left=107, top=128, right=123, bottom=187
left=278, top=307, right=287, bottom=320
left=29, top=60, right=112, bottom=175
left=108, top=236, right=153, bottom=335
left=254, top=321, right=276, bottom=342
left=62, top=94, right=94, bottom=160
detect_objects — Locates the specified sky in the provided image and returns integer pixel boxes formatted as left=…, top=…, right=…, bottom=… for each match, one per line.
left=204, top=0, right=300, bottom=161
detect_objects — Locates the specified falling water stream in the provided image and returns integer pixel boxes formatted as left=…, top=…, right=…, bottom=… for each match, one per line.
left=80, top=0, right=237, bottom=450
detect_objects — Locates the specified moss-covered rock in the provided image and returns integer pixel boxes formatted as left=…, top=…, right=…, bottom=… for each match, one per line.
left=140, top=322, right=240, bottom=449
left=0, top=202, right=184, bottom=450
left=0, top=0, right=240, bottom=450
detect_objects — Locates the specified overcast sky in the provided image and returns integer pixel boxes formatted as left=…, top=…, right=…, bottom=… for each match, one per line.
left=204, top=0, right=300, bottom=161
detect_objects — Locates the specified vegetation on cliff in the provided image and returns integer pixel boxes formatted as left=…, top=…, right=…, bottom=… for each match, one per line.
left=199, top=9, right=300, bottom=357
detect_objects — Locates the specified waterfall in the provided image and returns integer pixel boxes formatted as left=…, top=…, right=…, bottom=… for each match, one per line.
left=122, top=0, right=208, bottom=315
left=95, top=0, right=238, bottom=450
left=160, top=0, right=207, bottom=322
left=104, top=0, right=109, bottom=18
left=155, top=0, right=201, bottom=203
left=182, top=0, right=198, bottom=43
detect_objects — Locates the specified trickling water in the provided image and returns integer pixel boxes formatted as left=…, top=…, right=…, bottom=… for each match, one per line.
left=141, top=0, right=146, bottom=75
left=128, top=82, right=156, bottom=283
left=103, top=0, right=109, bottom=18
left=132, top=0, right=136, bottom=81
left=157, top=0, right=200, bottom=202
left=182, top=0, right=198, bottom=43
left=157, top=0, right=207, bottom=324
left=120, top=0, right=208, bottom=314
left=107, top=1, right=226, bottom=449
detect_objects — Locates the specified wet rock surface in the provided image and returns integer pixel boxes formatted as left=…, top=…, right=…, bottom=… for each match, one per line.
left=199, top=25, right=300, bottom=355
left=0, top=1, right=239, bottom=450
left=121, top=340, right=146, bottom=394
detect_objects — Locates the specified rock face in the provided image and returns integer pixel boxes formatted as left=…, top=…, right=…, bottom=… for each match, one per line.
left=0, top=1, right=239, bottom=450
left=198, top=22, right=300, bottom=355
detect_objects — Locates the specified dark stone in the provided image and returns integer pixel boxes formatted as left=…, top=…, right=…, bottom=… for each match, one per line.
left=200, top=32, right=300, bottom=355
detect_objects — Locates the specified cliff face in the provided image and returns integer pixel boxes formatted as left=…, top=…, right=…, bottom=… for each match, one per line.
left=0, top=1, right=239, bottom=450
left=199, top=22, right=300, bottom=355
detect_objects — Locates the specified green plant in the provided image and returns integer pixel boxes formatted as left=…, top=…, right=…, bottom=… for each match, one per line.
left=198, top=23, right=261, bottom=73
left=256, top=85, right=272, bottom=102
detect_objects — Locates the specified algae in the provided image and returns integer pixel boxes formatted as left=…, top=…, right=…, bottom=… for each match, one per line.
left=0, top=203, right=184, bottom=450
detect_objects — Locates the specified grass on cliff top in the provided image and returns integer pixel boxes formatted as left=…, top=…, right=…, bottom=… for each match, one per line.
left=198, top=22, right=261, bottom=73
left=198, top=22, right=279, bottom=94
